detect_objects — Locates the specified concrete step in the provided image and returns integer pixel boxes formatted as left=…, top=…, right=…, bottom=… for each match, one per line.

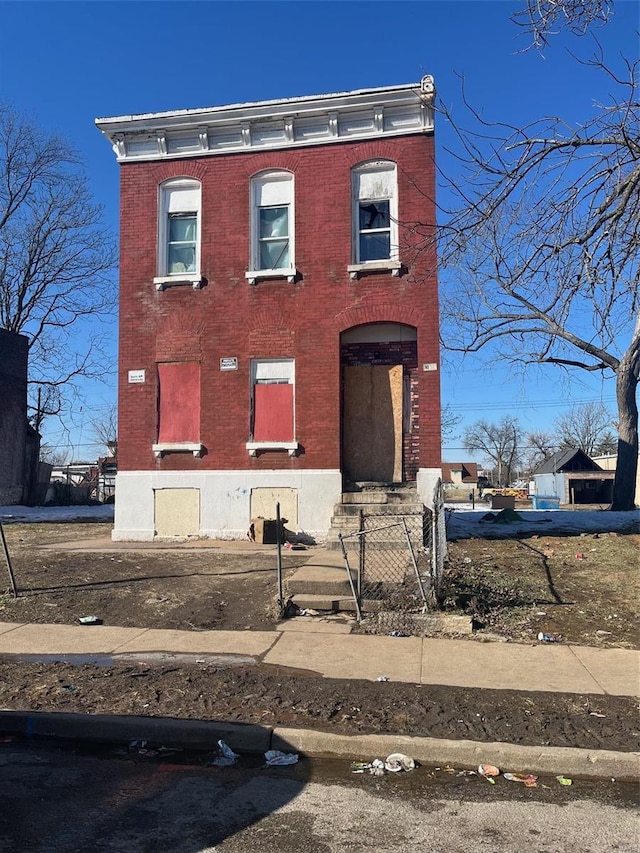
left=290, top=593, right=389, bottom=614
left=287, top=563, right=355, bottom=596
left=290, top=593, right=358, bottom=613
left=342, top=487, right=419, bottom=505
left=342, top=490, right=389, bottom=504
left=333, top=503, right=424, bottom=517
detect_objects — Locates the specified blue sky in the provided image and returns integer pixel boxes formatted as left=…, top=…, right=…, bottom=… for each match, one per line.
left=0, top=0, right=636, bottom=462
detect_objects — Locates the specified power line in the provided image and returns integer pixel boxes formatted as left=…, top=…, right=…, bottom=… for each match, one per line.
left=446, top=396, right=615, bottom=412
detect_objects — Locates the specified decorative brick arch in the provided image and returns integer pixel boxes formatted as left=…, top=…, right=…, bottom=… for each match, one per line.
left=246, top=311, right=295, bottom=354
left=150, top=161, right=208, bottom=183
left=334, top=302, right=426, bottom=334
left=240, top=153, right=304, bottom=181
left=334, top=141, right=403, bottom=169
left=155, top=315, right=204, bottom=361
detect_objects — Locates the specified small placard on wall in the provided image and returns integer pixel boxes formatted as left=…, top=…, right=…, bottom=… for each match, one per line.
left=128, top=369, right=146, bottom=383
left=220, top=357, right=238, bottom=371
left=422, top=363, right=438, bottom=372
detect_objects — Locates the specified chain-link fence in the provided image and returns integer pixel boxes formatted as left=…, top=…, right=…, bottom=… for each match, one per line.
left=339, top=479, right=447, bottom=634
left=429, top=478, right=447, bottom=602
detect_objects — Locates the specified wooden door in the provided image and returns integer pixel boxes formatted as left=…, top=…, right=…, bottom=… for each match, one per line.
left=342, top=365, right=403, bottom=483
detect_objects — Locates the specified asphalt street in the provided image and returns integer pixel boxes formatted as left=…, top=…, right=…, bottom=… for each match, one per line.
left=1, top=738, right=638, bottom=853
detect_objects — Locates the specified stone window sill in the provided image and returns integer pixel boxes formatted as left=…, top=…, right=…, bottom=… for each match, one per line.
left=154, top=274, right=203, bottom=291
left=153, top=442, right=204, bottom=458
left=347, top=260, right=402, bottom=280
left=245, top=268, right=297, bottom=285
left=246, top=441, right=299, bottom=457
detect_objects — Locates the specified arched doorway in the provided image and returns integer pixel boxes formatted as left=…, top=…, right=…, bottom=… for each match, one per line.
left=341, top=323, right=418, bottom=486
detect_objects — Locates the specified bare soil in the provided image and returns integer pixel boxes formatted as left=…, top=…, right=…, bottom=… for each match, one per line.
left=0, top=521, right=637, bottom=754
left=442, top=531, right=640, bottom=649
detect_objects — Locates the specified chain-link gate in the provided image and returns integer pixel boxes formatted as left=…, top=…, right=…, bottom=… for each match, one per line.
left=429, top=478, right=447, bottom=603
left=338, top=480, right=447, bottom=634
left=339, top=515, right=432, bottom=633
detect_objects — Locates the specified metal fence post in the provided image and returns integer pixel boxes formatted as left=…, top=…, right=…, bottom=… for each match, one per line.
left=276, top=502, right=283, bottom=607
left=0, top=522, right=17, bottom=598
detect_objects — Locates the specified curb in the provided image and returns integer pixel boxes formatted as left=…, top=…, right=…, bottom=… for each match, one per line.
left=1, top=710, right=638, bottom=782
left=0, top=711, right=271, bottom=753
left=272, top=727, right=640, bottom=782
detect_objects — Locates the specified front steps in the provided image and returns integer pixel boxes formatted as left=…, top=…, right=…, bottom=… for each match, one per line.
left=325, top=483, right=426, bottom=551
left=286, top=484, right=427, bottom=613
left=286, top=549, right=357, bottom=612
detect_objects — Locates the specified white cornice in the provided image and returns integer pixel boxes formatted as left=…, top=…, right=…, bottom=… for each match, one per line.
left=95, top=77, right=435, bottom=163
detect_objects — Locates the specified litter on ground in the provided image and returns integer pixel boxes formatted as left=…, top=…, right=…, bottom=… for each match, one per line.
left=351, top=753, right=416, bottom=775
left=503, top=772, right=538, bottom=787
left=478, top=764, right=500, bottom=779
left=209, top=739, right=239, bottom=767
left=384, top=753, right=415, bottom=772
left=265, top=749, right=299, bottom=766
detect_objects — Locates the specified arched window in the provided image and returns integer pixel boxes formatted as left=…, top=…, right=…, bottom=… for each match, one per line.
left=350, top=160, right=399, bottom=268
left=155, top=178, right=202, bottom=289
left=246, top=171, right=295, bottom=284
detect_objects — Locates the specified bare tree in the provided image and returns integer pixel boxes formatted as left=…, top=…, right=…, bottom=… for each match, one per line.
left=0, top=104, right=117, bottom=435
left=511, top=0, right=613, bottom=49
left=523, top=430, right=556, bottom=474
left=441, top=403, right=462, bottom=443
left=39, top=445, right=70, bottom=467
left=438, top=33, right=639, bottom=509
left=90, top=403, right=117, bottom=457
left=553, top=402, right=615, bottom=455
left=463, top=417, right=522, bottom=486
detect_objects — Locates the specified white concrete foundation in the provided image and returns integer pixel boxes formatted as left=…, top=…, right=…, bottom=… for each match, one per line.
left=112, top=469, right=342, bottom=542
left=417, top=468, right=443, bottom=509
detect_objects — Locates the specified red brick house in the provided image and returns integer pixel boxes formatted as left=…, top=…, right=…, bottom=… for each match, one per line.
left=96, top=79, right=442, bottom=540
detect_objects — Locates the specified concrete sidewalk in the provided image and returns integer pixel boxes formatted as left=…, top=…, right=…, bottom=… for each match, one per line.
left=0, top=620, right=637, bottom=697
left=1, top=618, right=638, bottom=781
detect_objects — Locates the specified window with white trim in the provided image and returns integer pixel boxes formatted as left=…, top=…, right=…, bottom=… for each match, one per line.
left=246, top=358, right=299, bottom=455
left=155, top=179, right=202, bottom=289
left=246, top=172, right=296, bottom=284
left=349, top=161, right=400, bottom=278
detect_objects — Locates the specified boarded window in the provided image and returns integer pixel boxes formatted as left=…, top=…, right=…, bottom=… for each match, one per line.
left=251, top=359, right=294, bottom=442
left=157, top=361, right=200, bottom=442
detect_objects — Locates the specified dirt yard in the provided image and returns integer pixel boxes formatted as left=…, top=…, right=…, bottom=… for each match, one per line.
left=0, top=521, right=637, bottom=754
left=443, top=532, right=640, bottom=649
left=0, top=522, right=306, bottom=632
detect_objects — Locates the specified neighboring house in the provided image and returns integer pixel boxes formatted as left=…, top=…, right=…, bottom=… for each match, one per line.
left=48, top=458, right=117, bottom=504
left=96, top=79, right=442, bottom=541
left=0, top=329, right=33, bottom=504
left=441, top=462, right=478, bottom=490
left=592, top=454, right=640, bottom=507
left=533, top=448, right=615, bottom=505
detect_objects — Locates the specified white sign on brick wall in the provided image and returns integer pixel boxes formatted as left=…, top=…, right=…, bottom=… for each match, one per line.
left=128, top=369, right=146, bottom=383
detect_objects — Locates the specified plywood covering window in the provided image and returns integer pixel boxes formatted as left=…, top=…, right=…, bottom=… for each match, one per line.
left=153, top=362, right=202, bottom=457
left=246, top=359, right=298, bottom=456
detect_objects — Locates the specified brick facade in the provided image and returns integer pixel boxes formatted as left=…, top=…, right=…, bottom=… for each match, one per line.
left=99, top=82, right=442, bottom=538
left=118, top=135, right=440, bottom=474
